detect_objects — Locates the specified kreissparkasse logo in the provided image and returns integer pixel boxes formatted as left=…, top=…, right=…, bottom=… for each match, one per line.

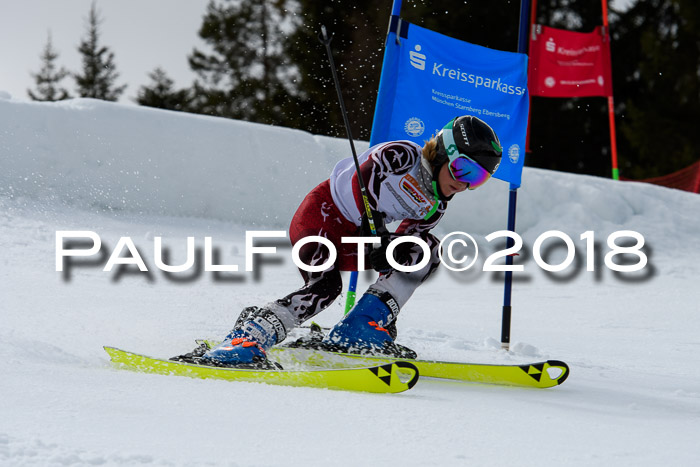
left=409, top=44, right=426, bottom=70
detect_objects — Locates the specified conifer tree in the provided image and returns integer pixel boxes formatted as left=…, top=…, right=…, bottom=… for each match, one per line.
left=187, top=0, right=301, bottom=125
left=74, top=2, right=126, bottom=101
left=136, top=67, right=192, bottom=111
left=28, top=32, right=71, bottom=101
left=613, top=0, right=700, bottom=178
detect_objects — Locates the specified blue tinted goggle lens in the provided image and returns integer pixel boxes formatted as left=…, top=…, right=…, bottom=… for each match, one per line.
left=448, top=156, right=491, bottom=190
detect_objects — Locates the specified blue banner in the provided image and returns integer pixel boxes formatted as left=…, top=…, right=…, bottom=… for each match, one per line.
left=371, top=20, right=529, bottom=187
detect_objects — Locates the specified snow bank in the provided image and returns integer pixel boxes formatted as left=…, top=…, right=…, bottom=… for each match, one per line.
left=2, top=96, right=697, bottom=246
left=0, top=98, right=368, bottom=227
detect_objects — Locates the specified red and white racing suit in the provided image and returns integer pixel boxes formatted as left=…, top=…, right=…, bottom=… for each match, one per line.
left=263, top=140, right=450, bottom=337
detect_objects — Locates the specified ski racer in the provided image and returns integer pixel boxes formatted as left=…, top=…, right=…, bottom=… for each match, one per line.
left=179, top=115, right=503, bottom=368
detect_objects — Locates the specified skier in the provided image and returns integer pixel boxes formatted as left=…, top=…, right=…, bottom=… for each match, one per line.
left=180, top=115, right=502, bottom=368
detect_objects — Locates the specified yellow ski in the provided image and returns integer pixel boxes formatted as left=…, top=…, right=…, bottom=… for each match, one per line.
left=104, top=347, right=419, bottom=394
left=266, top=347, right=569, bottom=389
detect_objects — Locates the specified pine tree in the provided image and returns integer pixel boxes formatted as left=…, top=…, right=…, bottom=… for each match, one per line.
left=613, top=0, right=700, bottom=178
left=136, top=67, right=192, bottom=111
left=27, top=32, right=71, bottom=101
left=74, top=2, right=126, bottom=101
left=187, top=0, right=302, bottom=125
left=284, top=1, right=390, bottom=139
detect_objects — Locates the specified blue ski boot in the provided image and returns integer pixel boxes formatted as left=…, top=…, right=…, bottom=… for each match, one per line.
left=324, top=290, right=411, bottom=356
left=201, top=307, right=287, bottom=369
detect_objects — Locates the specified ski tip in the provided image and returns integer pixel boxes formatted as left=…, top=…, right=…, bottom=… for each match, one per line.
left=545, top=360, right=570, bottom=386
left=395, top=361, right=420, bottom=390
left=367, top=361, right=419, bottom=393
left=518, top=360, right=570, bottom=388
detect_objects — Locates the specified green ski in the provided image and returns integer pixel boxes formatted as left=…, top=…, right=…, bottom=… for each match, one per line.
left=104, top=347, right=419, bottom=394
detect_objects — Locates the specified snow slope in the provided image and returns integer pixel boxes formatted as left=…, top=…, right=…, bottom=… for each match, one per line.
left=1, top=96, right=699, bottom=466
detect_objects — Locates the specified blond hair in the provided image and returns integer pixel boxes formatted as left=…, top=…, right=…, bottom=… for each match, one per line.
left=422, top=135, right=439, bottom=165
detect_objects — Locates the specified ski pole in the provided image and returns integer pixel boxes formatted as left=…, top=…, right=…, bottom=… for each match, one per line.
left=318, top=25, right=376, bottom=314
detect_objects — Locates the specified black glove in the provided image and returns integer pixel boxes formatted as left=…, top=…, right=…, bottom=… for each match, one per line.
left=369, top=235, right=392, bottom=273
left=361, top=210, right=392, bottom=273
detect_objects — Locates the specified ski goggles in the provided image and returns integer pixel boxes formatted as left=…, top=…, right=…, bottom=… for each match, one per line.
left=441, top=121, right=492, bottom=190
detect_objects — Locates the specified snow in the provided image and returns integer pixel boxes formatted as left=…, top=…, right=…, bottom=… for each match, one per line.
left=1, top=96, right=699, bottom=466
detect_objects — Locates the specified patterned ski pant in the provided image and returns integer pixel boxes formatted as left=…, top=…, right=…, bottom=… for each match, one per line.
left=260, top=180, right=441, bottom=335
